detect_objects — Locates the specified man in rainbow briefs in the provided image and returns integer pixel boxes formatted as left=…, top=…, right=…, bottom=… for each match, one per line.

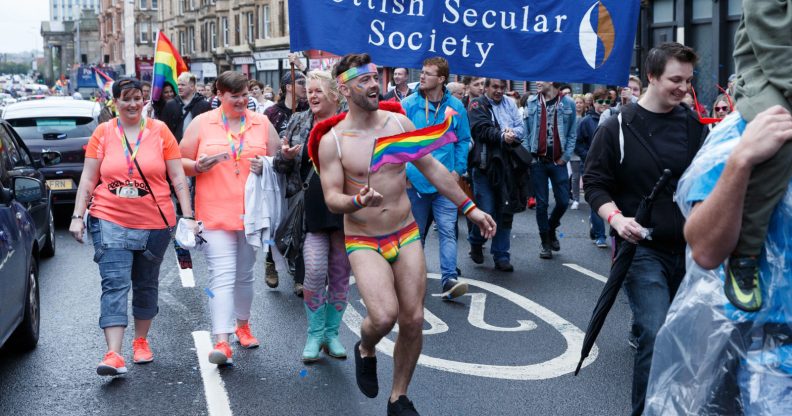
left=308, top=53, right=495, bottom=416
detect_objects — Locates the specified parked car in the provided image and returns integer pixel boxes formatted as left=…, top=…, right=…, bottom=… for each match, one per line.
left=2, top=98, right=101, bottom=205
left=0, top=172, right=47, bottom=351
left=0, top=119, right=58, bottom=258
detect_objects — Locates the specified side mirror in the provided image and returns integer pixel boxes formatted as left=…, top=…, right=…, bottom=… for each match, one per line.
left=40, top=150, right=62, bottom=166
left=13, top=177, right=44, bottom=203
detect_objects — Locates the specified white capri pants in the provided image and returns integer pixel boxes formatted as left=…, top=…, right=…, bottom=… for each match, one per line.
left=202, top=229, right=257, bottom=335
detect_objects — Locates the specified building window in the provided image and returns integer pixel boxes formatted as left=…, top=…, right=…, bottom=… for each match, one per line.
left=652, top=0, right=674, bottom=24
left=728, top=0, right=742, bottom=16
left=210, top=21, right=217, bottom=49
left=188, top=26, right=195, bottom=53
left=261, top=5, right=270, bottom=39
left=140, top=21, right=150, bottom=43
left=151, top=0, right=158, bottom=10
left=234, top=14, right=240, bottom=45
left=692, top=0, right=713, bottom=20
left=179, top=30, right=186, bottom=53
left=222, top=17, right=228, bottom=47
left=247, top=12, right=254, bottom=43
left=140, top=0, right=147, bottom=10
left=152, top=22, right=159, bottom=40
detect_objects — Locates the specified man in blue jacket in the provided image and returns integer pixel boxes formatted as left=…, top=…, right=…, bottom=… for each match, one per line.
left=523, top=82, right=577, bottom=259
left=403, top=57, right=472, bottom=300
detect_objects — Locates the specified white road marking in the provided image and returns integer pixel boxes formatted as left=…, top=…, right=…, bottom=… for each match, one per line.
left=177, top=253, right=195, bottom=287
left=464, top=293, right=537, bottom=332
left=344, top=273, right=598, bottom=380
left=563, top=263, right=608, bottom=283
left=192, top=331, right=233, bottom=416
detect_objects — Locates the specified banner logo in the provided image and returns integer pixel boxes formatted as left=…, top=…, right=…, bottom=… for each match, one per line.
left=579, top=1, right=616, bottom=69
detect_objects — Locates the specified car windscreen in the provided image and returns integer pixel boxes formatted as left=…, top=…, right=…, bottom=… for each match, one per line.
left=7, top=117, right=95, bottom=141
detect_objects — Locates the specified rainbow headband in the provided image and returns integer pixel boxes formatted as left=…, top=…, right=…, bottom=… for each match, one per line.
left=336, top=63, right=378, bottom=84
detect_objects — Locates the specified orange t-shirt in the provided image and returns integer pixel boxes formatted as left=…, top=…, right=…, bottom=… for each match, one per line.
left=180, top=108, right=271, bottom=231
left=85, top=118, right=181, bottom=229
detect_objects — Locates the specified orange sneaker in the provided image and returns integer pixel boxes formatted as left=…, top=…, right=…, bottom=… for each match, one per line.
left=235, top=323, right=260, bottom=349
left=208, top=341, right=233, bottom=365
left=132, top=337, right=154, bottom=364
left=96, top=351, right=128, bottom=376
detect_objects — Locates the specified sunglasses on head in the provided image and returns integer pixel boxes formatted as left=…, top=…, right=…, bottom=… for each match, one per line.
left=296, top=79, right=306, bottom=86
left=714, top=106, right=729, bottom=112
left=595, top=99, right=612, bottom=105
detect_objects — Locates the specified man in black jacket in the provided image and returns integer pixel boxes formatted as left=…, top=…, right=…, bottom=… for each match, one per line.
left=583, top=42, right=708, bottom=415
left=467, top=78, right=527, bottom=271
left=160, top=72, right=211, bottom=141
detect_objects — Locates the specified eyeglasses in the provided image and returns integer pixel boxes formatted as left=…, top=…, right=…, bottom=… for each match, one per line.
left=295, top=79, right=306, bottom=86
left=595, top=99, right=612, bottom=105
left=420, top=71, right=439, bottom=78
left=714, top=106, right=729, bottom=112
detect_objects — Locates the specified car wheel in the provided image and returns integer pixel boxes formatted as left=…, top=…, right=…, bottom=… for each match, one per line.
left=41, top=207, right=56, bottom=258
left=9, top=257, right=40, bottom=352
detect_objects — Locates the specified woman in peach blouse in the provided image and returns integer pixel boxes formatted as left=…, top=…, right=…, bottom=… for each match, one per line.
left=180, top=71, right=279, bottom=366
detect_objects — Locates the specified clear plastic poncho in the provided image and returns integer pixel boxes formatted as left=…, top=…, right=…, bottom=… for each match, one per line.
left=644, top=112, right=792, bottom=416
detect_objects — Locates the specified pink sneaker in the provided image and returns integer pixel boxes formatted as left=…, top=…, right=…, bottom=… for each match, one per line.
left=97, top=351, right=128, bottom=376
left=208, top=341, right=233, bottom=365
left=235, top=323, right=260, bottom=349
left=132, top=337, right=154, bottom=364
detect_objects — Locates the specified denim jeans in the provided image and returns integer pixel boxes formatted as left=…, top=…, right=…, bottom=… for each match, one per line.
left=467, top=168, right=511, bottom=262
left=531, top=160, right=570, bottom=233
left=89, top=216, right=172, bottom=329
left=407, top=188, right=459, bottom=284
left=590, top=208, right=606, bottom=240
left=623, top=245, right=685, bottom=416
left=569, top=160, right=582, bottom=202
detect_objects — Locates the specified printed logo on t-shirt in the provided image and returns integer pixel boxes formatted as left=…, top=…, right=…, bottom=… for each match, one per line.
left=107, top=179, right=150, bottom=199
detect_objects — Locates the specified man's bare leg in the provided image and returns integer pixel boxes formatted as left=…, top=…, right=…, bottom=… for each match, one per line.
left=389, top=242, right=427, bottom=402
left=351, top=251, right=400, bottom=356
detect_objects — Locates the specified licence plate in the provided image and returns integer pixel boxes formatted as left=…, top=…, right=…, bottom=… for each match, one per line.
left=46, top=178, right=75, bottom=190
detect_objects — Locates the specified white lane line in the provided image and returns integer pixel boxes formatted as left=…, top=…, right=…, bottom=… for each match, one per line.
left=563, top=263, right=608, bottom=283
left=192, top=331, right=233, bottom=416
left=177, top=253, right=195, bottom=287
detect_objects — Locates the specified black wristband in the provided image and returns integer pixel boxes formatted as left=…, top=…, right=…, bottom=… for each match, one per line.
left=71, top=214, right=82, bottom=220
left=182, top=216, right=195, bottom=220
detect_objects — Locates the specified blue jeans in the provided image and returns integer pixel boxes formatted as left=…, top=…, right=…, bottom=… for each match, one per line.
left=531, top=160, right=570, bottom=233
left=407, top=188, right=458, bottom=285
left=623, top=245, right=685, bottom=416
left=467, top=169, right=511, bottom=262
left=590, top=208, right=606, bottom=240
left=89, top=216, right=172, bottom=329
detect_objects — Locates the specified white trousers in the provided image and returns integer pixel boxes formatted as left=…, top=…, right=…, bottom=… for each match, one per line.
left=202, top=229, right=257, bottom=335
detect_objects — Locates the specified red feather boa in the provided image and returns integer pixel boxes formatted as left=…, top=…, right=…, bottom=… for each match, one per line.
left=308, top=101, right=406, bottom=173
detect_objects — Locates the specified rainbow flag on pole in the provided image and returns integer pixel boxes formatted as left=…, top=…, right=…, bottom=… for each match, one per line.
left=151, top=31, right=188, bottom=102
left=369, top=115, right=457, bottom=173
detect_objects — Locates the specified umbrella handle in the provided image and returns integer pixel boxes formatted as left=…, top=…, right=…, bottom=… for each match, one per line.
left=647, top=169, right=672, bottom=202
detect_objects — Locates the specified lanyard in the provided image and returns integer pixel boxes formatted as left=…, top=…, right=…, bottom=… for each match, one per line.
left=424, top=94, right=442, bottom=125
left=117, top=118, right=146, bottom=177
left=221, top=110, right=246, bottom=161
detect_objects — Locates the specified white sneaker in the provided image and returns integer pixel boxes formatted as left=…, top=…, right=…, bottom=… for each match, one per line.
left=570, top=201, right=579, bottom=210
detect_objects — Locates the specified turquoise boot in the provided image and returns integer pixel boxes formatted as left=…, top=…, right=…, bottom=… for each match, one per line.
left=323, top=302, right=347, bottom=359
left=302, top=303, right=326, bottom=363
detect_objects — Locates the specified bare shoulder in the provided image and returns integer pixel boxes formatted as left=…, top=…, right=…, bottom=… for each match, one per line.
left=390, top=112, right=416, bottom=132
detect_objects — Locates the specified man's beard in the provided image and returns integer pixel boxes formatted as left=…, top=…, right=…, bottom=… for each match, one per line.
left=350, top=90, right=379, bottom=111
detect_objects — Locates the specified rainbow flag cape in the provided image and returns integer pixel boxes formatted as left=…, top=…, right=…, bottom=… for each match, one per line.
left=151, top=31, right=188, bottom=101
left=370, top=115, right=456, bottom=173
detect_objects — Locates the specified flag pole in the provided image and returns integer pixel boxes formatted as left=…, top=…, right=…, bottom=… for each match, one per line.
left=290, top=61, right=296, bottom=113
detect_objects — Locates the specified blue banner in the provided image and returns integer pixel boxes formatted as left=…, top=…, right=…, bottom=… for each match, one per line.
left=289, top=0, right=640, bottom=85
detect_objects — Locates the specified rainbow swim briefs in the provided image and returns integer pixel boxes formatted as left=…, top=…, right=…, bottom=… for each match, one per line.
left=344, top=221, right=420, bottom=264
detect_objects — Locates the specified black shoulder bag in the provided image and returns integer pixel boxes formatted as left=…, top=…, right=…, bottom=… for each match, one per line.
left=122, top=134, right=172, bottom=230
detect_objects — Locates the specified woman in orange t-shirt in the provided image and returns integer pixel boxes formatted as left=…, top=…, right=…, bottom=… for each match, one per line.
left=180, top=71, right=279, bottom=366
left=69, top=78, right=197, bottom=376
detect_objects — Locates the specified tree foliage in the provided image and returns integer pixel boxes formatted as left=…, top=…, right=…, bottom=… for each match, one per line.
left=0, top=62, right=31, bottom=75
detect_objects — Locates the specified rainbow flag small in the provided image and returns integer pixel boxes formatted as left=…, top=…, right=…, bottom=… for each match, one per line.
left=369, top=115, right=457, bottom=173
left=151, top=31, right=188, bottom=102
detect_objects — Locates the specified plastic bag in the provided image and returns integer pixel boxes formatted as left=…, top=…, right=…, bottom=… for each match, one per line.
left=175, top=218, right=204, bottom=250
left=644, top=113, right=792, bottom=415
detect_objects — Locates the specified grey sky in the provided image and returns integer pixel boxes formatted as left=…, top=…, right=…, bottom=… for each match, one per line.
left=0, top=0, right=50, bottom=54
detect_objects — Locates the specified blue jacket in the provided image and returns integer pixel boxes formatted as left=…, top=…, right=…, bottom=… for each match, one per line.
left=402, top=89, right=471, bottom=194
left=522, top=94, right=577, bottom=162
left=575, top=109, right=600, bottom=161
